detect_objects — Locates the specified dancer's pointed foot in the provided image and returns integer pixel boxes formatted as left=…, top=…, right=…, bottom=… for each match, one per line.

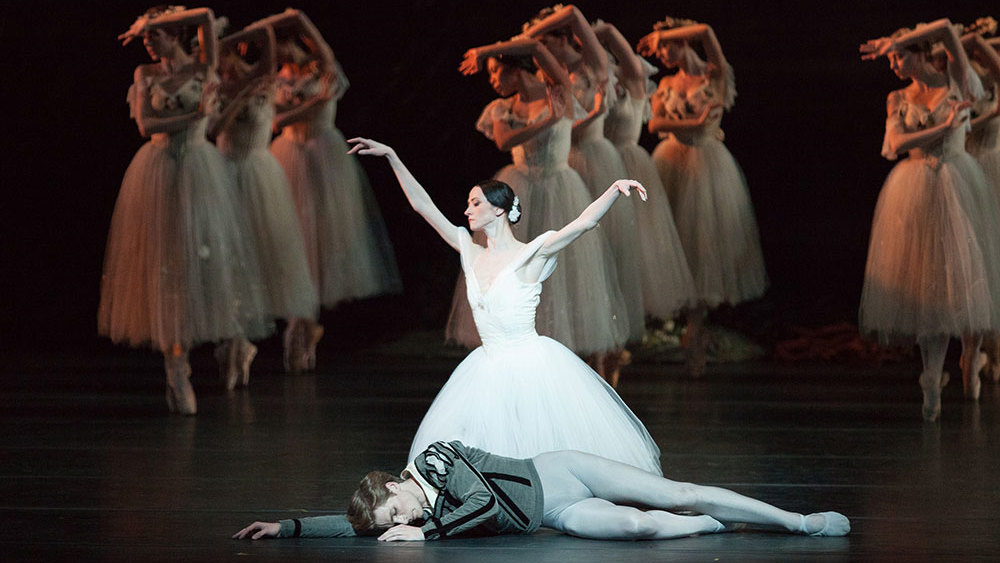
left=960, top=351, right=985, bottom=401
left=236, top=340, right=257, bottom=388
left=165, top=353, right=196, bottom=415
left=919, top=370, right=949, bottom=422
left=798, top=512, right=850, bottom=536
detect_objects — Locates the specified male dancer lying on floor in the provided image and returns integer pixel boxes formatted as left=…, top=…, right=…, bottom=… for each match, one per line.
left=234, top=441, right=849, bottom=542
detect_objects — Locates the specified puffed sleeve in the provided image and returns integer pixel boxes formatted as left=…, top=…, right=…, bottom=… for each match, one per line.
left=416, top=442, right=501, bottom=541
left=476, top=98, right=514, bottom=140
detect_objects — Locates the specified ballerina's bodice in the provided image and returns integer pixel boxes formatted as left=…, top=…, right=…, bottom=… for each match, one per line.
left=882, top=78, right=973, bottom=163
left=459, top=229, right=557, bottom=354
left=478, top=96, right=572, bottom=171
left=654, top=65, right=735, bottom=146
left=216, top=88, right=276, bottom=160
left=604, top=93, right=647, bottom=147
left=131, top=69, right=212, bottom=155
left=275, top=63, right=350, bottom=143
left=570, top=67, right=618, bottom=143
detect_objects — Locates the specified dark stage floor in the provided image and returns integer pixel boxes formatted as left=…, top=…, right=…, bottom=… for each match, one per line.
left=2, top=338, right=999, bottom=561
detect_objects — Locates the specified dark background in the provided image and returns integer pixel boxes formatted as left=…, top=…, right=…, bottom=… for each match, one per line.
left=1, top=0, right=990, bottom=358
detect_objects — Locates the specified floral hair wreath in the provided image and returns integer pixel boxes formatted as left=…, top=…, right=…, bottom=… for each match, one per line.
left=508, top=196, right=521, bottom=223
left=521, top=4, right=564, bottom=34
left=653, top=16, right=698, bottom=31
left=119, top=5, right=187, bottom=46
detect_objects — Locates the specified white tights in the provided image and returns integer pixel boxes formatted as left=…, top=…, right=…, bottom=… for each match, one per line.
left=533, top=451, right=819, bottom=540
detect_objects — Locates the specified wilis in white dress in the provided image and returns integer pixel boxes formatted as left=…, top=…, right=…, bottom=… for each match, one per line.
left=347, top=137, right=661, bottom=475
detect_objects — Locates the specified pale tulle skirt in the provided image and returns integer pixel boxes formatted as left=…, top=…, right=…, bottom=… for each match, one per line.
left=408, top=335, right=662, bottom=475
left=98, top=137, right=271, bottom=351
left=615, top=143, right=697, bottom=317
left=570, top=137, right=645, bottom=339
left=271, top=126, right=401, bottom=306
left=859, top=153, right=1000, bottom=343
left=225, top=149, right=319, bottom=320
left=653, top=136, right=768, bottom=306
left=446, top=165, right=631, bottom=355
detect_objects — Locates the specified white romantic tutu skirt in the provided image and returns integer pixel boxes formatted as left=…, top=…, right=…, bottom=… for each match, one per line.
left=860, top=153, right=1000, bottom=343
left=570, top=135, right=645, bottom=339
left=446, top=164, right=631, bottom=356
left=408, top=335, right=662, bottom=475
left=98, top=134, right=271, bottom=351
left=653, top=135, right=768, bottom=306
left=271, top=125, right=401, bottom=306
left=223, top=147, right=319, bottom=320
left=615, top=143, right=697, bottom=317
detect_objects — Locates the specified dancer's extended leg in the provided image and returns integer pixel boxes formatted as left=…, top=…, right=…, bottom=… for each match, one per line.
left=552, top=497, right=723, bottom=540
left=535, top=451, right=848, bottom=539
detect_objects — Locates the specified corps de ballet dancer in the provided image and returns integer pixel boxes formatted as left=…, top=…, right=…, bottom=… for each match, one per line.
left=234, top=440, right=850, bottom=541
left=346, top=137, right=661, bottom=475
left=210, top=20, right=319, bottom=384
left=261, top=9, right=402, bottom=373
left=960, top=17, right=1000, bottom=385
left=595, top=19, right=697, bottom=344
left=638, top=17, right=768, bottom=377
left=859, top=19, right=1000, bottom=420
left=446, top=35, right=633, bottom=381
left=99, top=6, right=270, bottom=415
left=522, top=6, right=646, bottom=369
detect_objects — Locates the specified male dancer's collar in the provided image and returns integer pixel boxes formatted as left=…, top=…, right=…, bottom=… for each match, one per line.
left=402, top=461, right=438, bottom=516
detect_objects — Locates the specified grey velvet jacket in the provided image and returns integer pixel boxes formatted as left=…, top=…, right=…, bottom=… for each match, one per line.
left=277, top=441, right=544, bottom=540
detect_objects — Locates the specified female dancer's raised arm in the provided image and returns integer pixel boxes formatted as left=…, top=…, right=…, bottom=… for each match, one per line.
left=209, top=24, right=277, bottom=138
left=536, top=180, right=645, bottom=260
left=347, top=138, right=462, bottom=251
left=461, top=37, right=573, bottom=151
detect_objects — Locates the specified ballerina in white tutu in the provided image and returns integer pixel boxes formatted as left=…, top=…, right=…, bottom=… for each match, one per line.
left=348, top=137, right=662, bottom=475
left=259, top=9, right=402, bottom=372
left=960, top=19, right=1000, bottom=384
left=211, top=20, right=319, bottom=383
left=859, top=19, right=1000, bottom=420
left=522, top=6, right=646, bottom=355
left=447, top=35, right=633, bottom=382
left=99, top=6, right=270, bottom=414
left=595, top=20, right=697, bottom=334
left=638, top=17, right=768, bottom=378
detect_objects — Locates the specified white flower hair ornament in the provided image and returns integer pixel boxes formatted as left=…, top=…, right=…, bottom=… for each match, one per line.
left=508, top=196, right=521, bottom=223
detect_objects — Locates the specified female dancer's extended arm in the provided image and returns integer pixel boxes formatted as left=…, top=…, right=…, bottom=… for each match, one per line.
left=461, top=38, right=573, bottom=151
left=531, top=180, right=646, bottom=267
left=347, top=138, right=462, bottom=251
left=522, top=4, right=608, bottom=81
left=862, top=19, right=972, bottom=96
left=637, top=23, right=726, bottom=76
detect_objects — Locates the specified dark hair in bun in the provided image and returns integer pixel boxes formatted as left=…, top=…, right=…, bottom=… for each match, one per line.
left=477, top=179, right=521, bottom=224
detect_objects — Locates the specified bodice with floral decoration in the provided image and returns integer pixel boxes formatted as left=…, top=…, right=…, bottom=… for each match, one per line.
left=881, top=70, right=982, bottom=162
left=653, top=63, right=735, bottom=143
left=128, top=66, right=212, bottom=147
left=216, top=83, right=277, bottom=159
left=275, top=60, right=349, bottom=140
left=458, top=228, right=557, bottom=353
left=476, top=95, right=573, bottom=171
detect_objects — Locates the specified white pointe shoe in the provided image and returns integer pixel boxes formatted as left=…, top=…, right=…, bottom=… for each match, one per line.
left=919, top=370, right=949, bottom=422
left=798, top=512, right=850, bottom=536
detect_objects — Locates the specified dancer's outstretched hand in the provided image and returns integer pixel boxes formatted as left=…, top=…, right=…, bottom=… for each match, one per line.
left=232, top=521, right=280, bottom=540
left=377, top=524, right=425, bottom=542
left=859, top=37, right=895, bottom=60
left=347, top=137, right=394, bottom=157
left=459, top=48, right=484, bottom=75
left=611, top=179, right=647, bottom=201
